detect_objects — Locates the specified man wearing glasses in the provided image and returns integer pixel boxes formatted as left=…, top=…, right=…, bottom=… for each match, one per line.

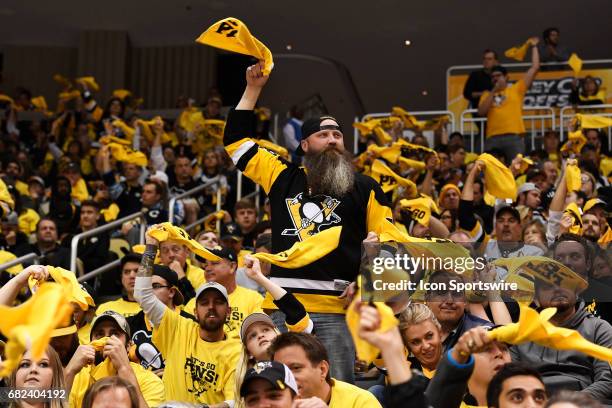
left=424, top=270, right=492, bottom=351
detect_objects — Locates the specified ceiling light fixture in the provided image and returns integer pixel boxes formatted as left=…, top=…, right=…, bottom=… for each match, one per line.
left=286, top=44, right=293, bottom=51
left=404, top=40, right=411, bottom=46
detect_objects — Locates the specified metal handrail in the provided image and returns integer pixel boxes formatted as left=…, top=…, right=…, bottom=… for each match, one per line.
left=70, top=211, right=146, bottom=273
left=168, top=177, right=220, bottom=225
left=77, top=259, right=121, bottom=283
left=0, top=252, right=39, bottom=272
left=184, top=187, right=223, bottom=233
left=460, top=106, right=556, bottom=152
left=559, top=104, right=612, bottom=142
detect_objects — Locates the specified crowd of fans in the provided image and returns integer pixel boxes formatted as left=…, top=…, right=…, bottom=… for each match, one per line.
left=0, top=25, right=611, bottom=408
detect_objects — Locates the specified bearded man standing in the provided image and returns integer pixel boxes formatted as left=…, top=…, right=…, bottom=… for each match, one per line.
left=223, top=61, right=397, bottom=383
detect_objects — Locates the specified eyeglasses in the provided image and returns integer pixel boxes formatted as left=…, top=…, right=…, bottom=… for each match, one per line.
left=152, top=284, right=170, bottom=290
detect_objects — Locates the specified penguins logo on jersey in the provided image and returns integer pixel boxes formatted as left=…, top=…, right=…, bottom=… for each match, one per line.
left=282, top=192, right=341, bottom=241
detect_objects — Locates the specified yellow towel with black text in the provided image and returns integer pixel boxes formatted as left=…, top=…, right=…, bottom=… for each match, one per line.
left=369, top=159, right=417, bottom=196
left=196, top=17, right=274, bottom=75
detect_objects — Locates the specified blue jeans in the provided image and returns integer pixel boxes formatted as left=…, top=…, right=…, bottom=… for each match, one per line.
left=271, top=311, right=356, bottom=383
left=484, top=134, right=525, bottom=164
left=368, top=384, right=388, bottom=408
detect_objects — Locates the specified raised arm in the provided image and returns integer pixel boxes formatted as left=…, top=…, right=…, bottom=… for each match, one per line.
left=0, top=265, right=49, bottom=305
left=524, top=37, right=541, bottom=89
left=133, top=231, right=167, bottom=327
left=236, top=61, right=269, bottom=111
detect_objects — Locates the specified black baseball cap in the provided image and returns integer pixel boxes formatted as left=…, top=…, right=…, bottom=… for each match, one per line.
left=153, top=264, right=185, bottom=306
left=208, top=246, right=237, bottom=262
left=495, top=204, right=521, bottom=221
left=240, top=361, right=299, bottom=397
left=295, top=116, right=342, bottom=156
left=220, top=222, right=243, bottom=241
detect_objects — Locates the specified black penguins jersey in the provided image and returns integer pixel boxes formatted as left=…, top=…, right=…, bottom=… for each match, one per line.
left=224, top=109, right=399, bottom=313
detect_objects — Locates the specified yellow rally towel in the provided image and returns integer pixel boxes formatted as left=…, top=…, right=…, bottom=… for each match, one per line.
left=110, top=120, right=136, bottom=141
left=257, top=139, right=290, bottom=161
left=28, top=266, right=95, bottom=311
left=599, top=226, right=612, bottom=245
left=493, top=256, right=587, bottom=293
left=101, top=203, right=120, bottom=222
left=72, top=178, right=90, bottom=203
left=31, top=96, right=48, bottom=112
left=504, top=39, right=535, bottom=61
left=568, top=53, right=583, bottom=76
left=178, top=107, right=205, bottom=132
left=252, top=226, right=341, bottom=268
left=99, top=135, right=132, bottom=146
left=574, top=114, right=612, bottom=129
left=53, top=74, right=72, bottom=90
left=59, top=89, right=81, bottom=102
left=353, top=119, right=395, bottom=145
left=0, top=94, right=15, bottom=107
left=565, top=160, right=582, bottom=192
left=561, top=130, right=587, bottom=156
left=478, top=153, right=517, bottom=200
left=76, top=76, right=100, bottom=92
left=400, top=196, right=440, bottom=226
left=136, top=117, right=171, bottom=144
left=107, top=143, right=147, bottom=166
left=196, top=17, right=274, bottom=75
left=89, top=336, right=109, bottom=352
left=0, top=250, right=23, bottom=274
left=112, top=89, right=132, bottom=101
left=391, top=107, right=449, bottom=131
left=516, top=154, right=534, bottom=174
left=0, top=177, right=15, bottom=212
left=564, top=202, right=583, bottom=235
left=346, top=291, right=399, bottom=364
left=0, top=282, right=73, bottom=376
left=147, top=222, right=221, bottom=261
left=203, top=210, right=227, bottom=233
left=369, top=159, right=417, bottom=196
left=489, top=303, right=612, bottom=362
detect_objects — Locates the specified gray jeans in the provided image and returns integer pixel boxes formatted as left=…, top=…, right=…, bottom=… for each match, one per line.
left=271, top=310, right=356, bottom=383
left=484, top=134, right=525, bottom=163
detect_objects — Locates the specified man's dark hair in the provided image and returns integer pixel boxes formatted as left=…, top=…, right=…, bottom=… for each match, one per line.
left=80, top=200, right=100, bottom=211
left=269, top=332, right=331, bottom=382
left=483, top=49, right=498, bottom=59
left=490, top=65, right=508, bottom=76
left=542, top=27, right=559, bottom=42
left=552, top=233, right=594, bottom=277
left=486, top=363, right=545, bottom=408
left=254, top=220, right=271, bottom=236
left=255, top=233, right=272, bottom=251
left=448, top=144, right=465, bottom=155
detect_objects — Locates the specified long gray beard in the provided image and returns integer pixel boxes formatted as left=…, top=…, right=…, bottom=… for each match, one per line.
left=303, top=148, right=355, bottom=197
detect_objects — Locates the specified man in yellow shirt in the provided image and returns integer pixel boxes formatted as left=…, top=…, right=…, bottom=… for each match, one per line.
left=184, top=246, right=264, bottom=338
left=269, top=332, right=382, bottom=407
left=134, top=235, right=242, bottom=407
left=96, top=253, right=143, bottom=318
left=478, top=37, right=540, bottom=163
left=65, top=310, right=165, bottom=408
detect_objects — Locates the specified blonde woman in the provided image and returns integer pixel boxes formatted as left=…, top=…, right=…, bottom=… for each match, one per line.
left=398, top=303, right=443, bottom=379
left=8, top=345, right=68, bottom=408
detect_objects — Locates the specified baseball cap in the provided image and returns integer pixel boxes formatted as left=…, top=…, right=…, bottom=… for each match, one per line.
left=153, top=264, right=185, bottom=306
left=220, top=222, right=243, bottom=241
left=240, top=312, right=276, bottom=343
left=90, top=310, right=131, bottom=341
left=195, top=281, right=229, bottom=303
left=208, top=246, right=237, bottom=262
left=240, top=361, right=299, bottom=397
left=28, top=176, right=45, bottom=188
left=295, top=116, right=342, bottom=156
left=495, top=204, right=521, bottom=221
left=517, top=182, right=540, bottom=195
left=149, top=170, right=168, bottom=185
left=584, top=198, right=606, bottom=213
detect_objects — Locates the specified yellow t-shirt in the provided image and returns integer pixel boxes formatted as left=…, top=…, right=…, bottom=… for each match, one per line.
left=152, top=308, right=242, bottom=404
left=185, top=285, right=264, bottom=338
left=186, top=263, right=206, bottom=290
left=69, top=361, right=165, bottom=408
left=480, top=80, right=527, bottom=138
left=95, top=298, right=142, bottom=318
left=328, top=378, right=382, bottom=408
left=18, top=208, right=40, bottom=235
